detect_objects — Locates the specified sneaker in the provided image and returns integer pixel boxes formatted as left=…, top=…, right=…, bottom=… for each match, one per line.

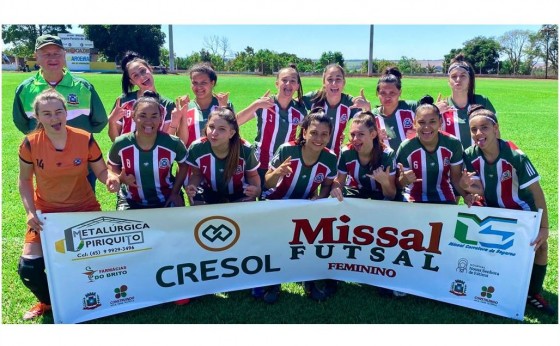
left=263, top=285, right=281, bottom=304
left=527, top=293, right=556, bottom=316
left=174, top=298, right=191, bottom=306
left=251, top=287, right=265, bottom=299
left=324, top=279, right=339, bottom=297
left=393, top=290, right=408, bottom=297
left=303, top=281, right=328, bottom=302
left=23, top=302, right=51, bottom=320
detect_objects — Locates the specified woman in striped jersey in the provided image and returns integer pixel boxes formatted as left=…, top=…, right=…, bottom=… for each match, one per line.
left=372, top=66, right=418, bottom=152
left=236, top=64, right=307, bottom=188
left=330, top=111, right=397, bottom=201
left=108, top=51, right=178, bottom=142
left=396, top=95, right=467, bottom=204
left=263, top=108, right=338, bottom=303
left=174, top=63, right=234, bottom=148
left=436, top=53, right=497, bottom=148
left=108, top=91, right=189, bottom=210
left=184, top=107, right=261, bottom=205
left=302, top=64, right=371, bottom=157
left=461, top=105, right=555, bottom=316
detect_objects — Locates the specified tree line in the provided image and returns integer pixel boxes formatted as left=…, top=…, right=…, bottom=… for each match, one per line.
left=2, top=25, right=557, bottom=77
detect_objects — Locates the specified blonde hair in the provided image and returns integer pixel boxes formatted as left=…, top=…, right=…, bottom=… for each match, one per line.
left=32, top=89, right=67, bottom=131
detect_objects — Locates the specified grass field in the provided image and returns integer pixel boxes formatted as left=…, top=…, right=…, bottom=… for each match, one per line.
left=1, top=72, right=558, bottom=325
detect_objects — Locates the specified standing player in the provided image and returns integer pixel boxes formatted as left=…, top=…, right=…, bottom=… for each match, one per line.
left=461, top=105, right=555, bottom=316
left=108, top=51, right=178, bottom=142
left=372, top=66, right=418, bottom=152
left=330, top=111, right=397, bottom=201
left=262, top=108, right=338, bottom=303
left=17, top=89, right=119, bottom=320
left=302, top=64, right=371, bottom=156
left=396, top=96, right=467, bottom=204
left=108, top=91, right=188, bottom=210
left=174, top=63, right=233, bottom=148
left=13, top=34, right=108, bottom=190
left=184, top=107, right=261, bottom=205
left=236, top=64, right=307, bottom=187
left=436, top=53, right=497, bottom=148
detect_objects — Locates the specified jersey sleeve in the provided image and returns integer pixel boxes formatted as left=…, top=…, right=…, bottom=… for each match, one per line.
left=243, top=143, right=260, bottom=172
left=382, top=148, right=397, bottom=175
left=107, top=138, right=123, bottom=167
left=269, top=144, right=287, bottom=170
left=87, top=134, right=103, bottom=162
left=13, top=84, right=34, bottom=134
left=450, top=138, right=464, bottom=165
left=88, top=85, right=108, bottom=133
left=18, top=137, right=33, bottom=164
left=173, top=137, right=188, bottom=164
left=337, top=149, right=349, bottom=173
left=516, top=149, right=540, bottom=189
left=186, top=141, right=202, bottom=168
left=395, top=141, right=410, bottom=169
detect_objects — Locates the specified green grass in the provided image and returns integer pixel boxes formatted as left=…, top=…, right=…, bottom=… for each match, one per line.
left=1, top=72, right=558, bottom=324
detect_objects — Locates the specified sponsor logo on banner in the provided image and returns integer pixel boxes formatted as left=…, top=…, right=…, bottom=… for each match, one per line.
left=450, top=280, right=467, bottom=296
left=110, top=285, right=135, bottom=307
left=288, top=214, right=443, bottom=275
left=457, top=258, right=468, bottom=273
left=156, top=216, right=280, bottom=287
left=194, top=216, right=240, bottom=251
left=82, top=292, right=101, bottom=310
left=450, top=213, right=518, bottom=255
left=474, top=286, right=498, bottom=306
left=83, top=265, right=128, bottom=282
left=54, top=217, right=150, bottom=259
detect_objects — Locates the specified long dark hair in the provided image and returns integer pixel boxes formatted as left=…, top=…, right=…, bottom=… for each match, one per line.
left=120, top=51, right=152, bottom=94
left=415, top=95, right=441, bottom=119
left=448, top=53, right=476, bottom=104
left=310, top=64, right=345, bottom=106
left=189, top=62, right=218, bottom=85
left=277, top=64, right=304, bottom=106
left=376, top=66, right=402, bottom=93
left=204, top=107, right=240, bottom=183
left=296, top=107, right=333, bottom=146
left=351, top=111, right=385, bottom=173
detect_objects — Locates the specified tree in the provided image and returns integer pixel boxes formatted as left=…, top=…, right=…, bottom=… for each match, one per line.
left=203, top=35, right=231, bottom=61
left=499, top=30, right=532, bottom=75
left=159, top=47, right=170, bottom=68
left=318, top=51, right=345, bottom=69
left=397, top=56, right=421, bottom=74
left=462, top=36, right=500, bottom=74
left=1, top=24, right=71, bottom=58
left=81, top=25, right=165, bottom=65
left=443, top=48, right=463, bottom=72
left=536, top=25, right=558, bottom=77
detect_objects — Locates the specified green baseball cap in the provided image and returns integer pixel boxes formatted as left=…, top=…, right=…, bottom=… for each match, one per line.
left=35, top=34, right=64, bottom=51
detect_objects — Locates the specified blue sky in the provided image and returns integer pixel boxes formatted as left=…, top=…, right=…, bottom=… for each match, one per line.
left=159, top=25, right=543, bottom=61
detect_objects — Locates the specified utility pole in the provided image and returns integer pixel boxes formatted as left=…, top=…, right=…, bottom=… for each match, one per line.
left=368, top=25, right=374, bottom=76
left=169, top=25, right=175, bottom=72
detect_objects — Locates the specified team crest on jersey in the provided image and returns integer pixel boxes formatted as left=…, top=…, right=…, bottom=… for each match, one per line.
left=340, top=114, right=348, bottom=123
left=313, top=173, right=325, bottom=183
left=403, top=118, right=413, bottom=129
left=292, top=118, right=300, bottom=125
left=235, top=165, right=243, bottom=175
left=443, top=158, right=451, bottom=166
left=67, top=94, right=79, bottom=105
left=500, top=170, right=512, bottom=182
left=159, top=158, right=170, bottom=169
left=73, top=158, right=82, bottom=166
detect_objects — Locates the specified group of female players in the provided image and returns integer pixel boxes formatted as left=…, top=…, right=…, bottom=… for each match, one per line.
left=18, top=52, right=554, bottom=319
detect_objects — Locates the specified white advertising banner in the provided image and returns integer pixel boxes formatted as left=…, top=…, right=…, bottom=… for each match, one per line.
left=65, top=53, right=90, bottom=71
left=40, top=198, right=540, bottom=323
left=59, top=33, right=94, bottom=49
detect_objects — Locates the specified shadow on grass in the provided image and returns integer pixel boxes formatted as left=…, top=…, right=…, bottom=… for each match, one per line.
left=27, top=282, right=557, bottom=324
